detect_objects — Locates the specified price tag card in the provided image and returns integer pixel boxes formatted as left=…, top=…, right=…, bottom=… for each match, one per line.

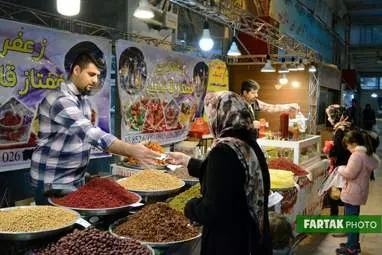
left=0, top=147, right=34, bottom=172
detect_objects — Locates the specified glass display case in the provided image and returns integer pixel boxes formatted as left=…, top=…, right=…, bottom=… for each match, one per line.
left=257, top=135, right=321, bottom=166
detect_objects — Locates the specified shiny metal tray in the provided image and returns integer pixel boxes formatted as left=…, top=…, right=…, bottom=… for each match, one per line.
left=48, top=192, right=143, bottom=216
left=119, top=161, right=167, bottom=170
left=0, top=206, right=81, bottom=241
left=109, top=216, right=202, bottom=249
left=143, top=244, right=155, bottom=255
left=182, top=178, right=199, bottom=186
left=117, top=178, right=185, bottom=197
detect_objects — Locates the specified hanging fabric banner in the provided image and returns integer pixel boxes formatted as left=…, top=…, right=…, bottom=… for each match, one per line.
left=207, top=59, right=229, bottom=92
left=269, top=0, right=333, bottom=63
left=0, top=18, right=112, bottom=172
left=115, top=40, right=207, bottom=145
left=202, top=59, right=229, bottom=122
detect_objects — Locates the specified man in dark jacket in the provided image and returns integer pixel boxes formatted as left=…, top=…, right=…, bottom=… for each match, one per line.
left=363, top=104, right=376, bottom=130
left=348, top=99, right=362, bottom=128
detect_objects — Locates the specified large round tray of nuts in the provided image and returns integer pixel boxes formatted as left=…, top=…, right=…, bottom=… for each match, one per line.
left=117, top=169, right=185, bottom=197
left=0, top=206, right=81, bottom=241
left=110, top=216, right=202, bottom=248
left=109, top=203, right=202, bottom=251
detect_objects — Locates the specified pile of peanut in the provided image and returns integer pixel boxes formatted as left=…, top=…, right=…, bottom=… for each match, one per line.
left=0, top=206, right=78, bottom=232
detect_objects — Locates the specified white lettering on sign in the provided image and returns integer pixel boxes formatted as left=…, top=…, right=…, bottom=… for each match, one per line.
left=304, top=219, right=344, bottom=229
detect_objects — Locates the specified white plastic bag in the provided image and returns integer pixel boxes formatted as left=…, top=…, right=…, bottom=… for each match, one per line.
left=318, top=167, right=346, bottom=196
left=268, top=191, right=284, bottom=208
left=289, top=111, right=307, bottom=132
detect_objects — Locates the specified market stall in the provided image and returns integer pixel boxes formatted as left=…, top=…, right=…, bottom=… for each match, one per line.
left=228, top=48, right=327, bottom=235
left=0, top=14, right=205, bottom=254
left=257, top=134, right=328, bottom=234
left=0, top=1, right=336, bottom=254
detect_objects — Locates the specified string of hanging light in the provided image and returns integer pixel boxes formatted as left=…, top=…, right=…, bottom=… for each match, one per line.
left=170, top=0, right=320, bottom=62
left=227, top=23, right=241, bottom=56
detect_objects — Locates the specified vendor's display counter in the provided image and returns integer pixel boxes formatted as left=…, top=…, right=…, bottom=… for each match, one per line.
left=257, top=135, right=321, bottom=165
left=272, top=159, right=328, bottom=235
left=258, top=135, right=327, bottom=235
left=1, top=165, right=201, bottom=255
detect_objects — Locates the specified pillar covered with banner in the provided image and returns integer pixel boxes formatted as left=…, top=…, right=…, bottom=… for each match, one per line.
left=0, top=18, right=112, bottom=171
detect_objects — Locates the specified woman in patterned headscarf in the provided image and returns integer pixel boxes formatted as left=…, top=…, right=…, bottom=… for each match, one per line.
left=168, top=91, right=272, bottom=255
left=325, top=105, right=353, bottom=225
left=325, top=104, right=352, bottom=172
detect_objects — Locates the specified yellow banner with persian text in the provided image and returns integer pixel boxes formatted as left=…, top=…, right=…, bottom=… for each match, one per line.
left=207, top=59, right=229, bottom=93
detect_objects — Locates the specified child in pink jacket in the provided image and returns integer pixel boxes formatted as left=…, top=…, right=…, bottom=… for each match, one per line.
left=335, top=130, right=378, bottom=255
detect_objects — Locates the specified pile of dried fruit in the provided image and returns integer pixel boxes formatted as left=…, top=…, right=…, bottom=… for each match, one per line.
left=113, top=203, right=200, bottom=243
left=33, top=228, right=151, bottom=255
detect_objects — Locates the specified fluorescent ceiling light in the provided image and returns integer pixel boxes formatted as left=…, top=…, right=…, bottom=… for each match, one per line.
left=288, top=63, right=299, bottom=71
left=371, top=93, right=378, bottom=98
left=134, top=0, right=154, bottom=19
left=279, top=63, right=289, bottom=73
left=57, top=0, right=81, bottom=16
left=278, top=58, right=289, bottom=73
left=261, top=55, right=275, bottom=72
left=288, top=57, right=298, bottom=71
left=227, top=41, right=241, bottom=56
left=297, top=59, right=305, bottom=71
left=308, top=64, right=317, bottom=73
left=199, top=21, right=214, bottom=51
left=288, top=64, right=298, bottom=71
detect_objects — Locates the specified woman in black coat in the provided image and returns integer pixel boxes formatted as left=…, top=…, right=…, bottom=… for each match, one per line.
left=325, top=105, right=352, bottom=217
left=168, top=91, right=272, bottom=255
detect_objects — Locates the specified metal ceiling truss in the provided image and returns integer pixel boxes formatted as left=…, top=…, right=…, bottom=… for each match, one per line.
left=0, top=1, right=195, bottom=52
left=252, top=0, right=267, bottom=17
left=170, top=0, right=321, bottom=62
left=0, top=0, right=320, bottom=60
left=226, top=53, right=311, bottom=65
left=307, top=72, right=319, bottom=134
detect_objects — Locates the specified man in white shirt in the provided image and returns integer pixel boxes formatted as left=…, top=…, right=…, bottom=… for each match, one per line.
left=240, top=80, right=299, bottom=129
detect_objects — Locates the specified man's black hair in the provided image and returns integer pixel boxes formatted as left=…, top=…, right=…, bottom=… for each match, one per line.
left=70, top=52, right=105, bottom=75
left=241, top=79, right=260, bottom=94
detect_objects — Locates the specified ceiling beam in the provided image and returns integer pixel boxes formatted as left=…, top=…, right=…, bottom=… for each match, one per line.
left=346, top=2, right=382, bottom=11
left=354, top=62, right=380, bottom=64
left=352, top=52, right=381, bottom=56
left=353, top=62, right=381, bottom=66
left=350, top=49, right=382, bottom=56
left=358, top=71, right=382, bottom=76
left=356, top=70, right=382, bottom=73
left=170, top=0, right=320, bottom=61
left=350, top=46, right=382, bottom=53
left=350, top=15, right=382, bottom=24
